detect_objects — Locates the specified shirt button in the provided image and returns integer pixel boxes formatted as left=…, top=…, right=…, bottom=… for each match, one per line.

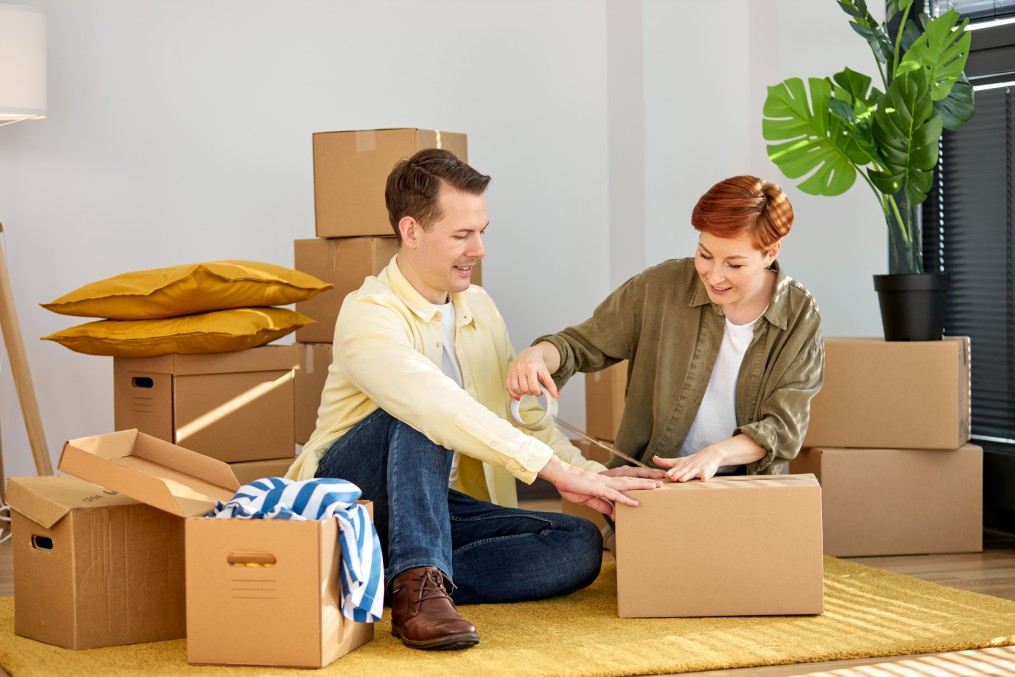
left=748, top=416, right=754, bottom=422
left=751, top=373, right=759, bottom=380
left=435, top=342, right=442, bottom=349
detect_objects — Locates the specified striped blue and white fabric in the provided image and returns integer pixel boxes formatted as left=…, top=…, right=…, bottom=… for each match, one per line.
left=212, top=477, right=383, bottom=623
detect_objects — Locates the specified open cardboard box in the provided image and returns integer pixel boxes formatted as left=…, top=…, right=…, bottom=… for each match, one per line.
left=58, top=429, right=374, bottom=668
left=6, top=474, right=186, bottom=649
left=615, top=474, right=824, bottom=618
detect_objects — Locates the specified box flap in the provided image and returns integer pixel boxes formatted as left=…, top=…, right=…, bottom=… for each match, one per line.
left=59, top=429, right=240, bottom=517
left=5, top=474, right=138, bottom=528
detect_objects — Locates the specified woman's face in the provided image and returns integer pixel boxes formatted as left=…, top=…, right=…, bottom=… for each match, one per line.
left=694, top=231, right=778, bottom=312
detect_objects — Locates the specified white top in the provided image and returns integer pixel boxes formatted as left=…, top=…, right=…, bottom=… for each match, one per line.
left=437, top=300, right=465, bottom=487
left=678, top=314, right=759, bottom=473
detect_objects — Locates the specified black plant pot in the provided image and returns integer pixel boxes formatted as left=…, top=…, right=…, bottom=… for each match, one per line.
left=873, top=273, right=949, bottom=341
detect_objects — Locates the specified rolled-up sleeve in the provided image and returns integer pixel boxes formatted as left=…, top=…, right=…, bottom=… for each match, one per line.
left=740, top=328, right=825, bottom=474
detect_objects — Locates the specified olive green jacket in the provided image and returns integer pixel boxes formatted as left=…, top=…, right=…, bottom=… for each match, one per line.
left=537, top=258, right=824, bottom=474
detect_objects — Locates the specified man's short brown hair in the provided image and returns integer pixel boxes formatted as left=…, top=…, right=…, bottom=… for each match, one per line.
left=385, top=148, right=491, bottom=242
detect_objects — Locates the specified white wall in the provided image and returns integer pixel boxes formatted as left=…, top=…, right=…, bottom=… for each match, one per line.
left=0, top=0, right=886, bottom=479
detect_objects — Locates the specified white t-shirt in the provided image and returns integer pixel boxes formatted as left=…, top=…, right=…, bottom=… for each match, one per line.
left=437, top=301, right=465, bottom=487
left=678, top=314, right=759, bottom=473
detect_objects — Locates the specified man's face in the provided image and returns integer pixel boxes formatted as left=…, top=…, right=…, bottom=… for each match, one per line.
left=401, top=186, right=487, bottom=304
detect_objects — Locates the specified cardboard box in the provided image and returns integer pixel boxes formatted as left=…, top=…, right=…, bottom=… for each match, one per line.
left=804, top=337, right=970, bottom=449
left=791, top=444, right=983, bottom=556
left=6, top=474, right=185, bottom=649
left=293, top=237, right=398, bottom=343
left=229, top=457, right=297, bottom=485
left=615, top=475, right=823, bottom=618
left=58, top=429, right=374, bottom=668
left=114, top=345, right=299, bottom=463
left=584, top=361, right=627, bottom=442
left=313, top=128, right=468, bottom=237
left=186, top=512, right=374, bottom=668
left=295, top=342, right=333, bottom=443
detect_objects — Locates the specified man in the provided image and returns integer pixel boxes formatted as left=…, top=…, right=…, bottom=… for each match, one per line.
left=287, top=148, right=660, bottom=651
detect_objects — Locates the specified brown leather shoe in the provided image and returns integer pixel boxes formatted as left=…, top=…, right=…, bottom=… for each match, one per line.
left=389, top=567, right=479, bottom=650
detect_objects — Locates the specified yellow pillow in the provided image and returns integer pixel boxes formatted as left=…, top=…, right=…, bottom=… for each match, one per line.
left=42, top=260, right=333, bottom=320
left=41, top=308, right=314, bottom=357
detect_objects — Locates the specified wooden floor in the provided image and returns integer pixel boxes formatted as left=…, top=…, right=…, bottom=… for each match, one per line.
left=1, top=515, right=1014, bottom=676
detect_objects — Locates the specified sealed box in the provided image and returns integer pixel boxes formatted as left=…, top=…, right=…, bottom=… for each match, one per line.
left=295, top=342, right=333, bottom=443
left=791, top=444, right=983, bottom=556
left=113, top=345, right=299, bottom=462
left=7, top=474, right=185, bottom=649
left=584, top=361, right=627, bottom=442
left=229, top=457, right=296, bottom=485
left=58, top=429, right=374, bottom=668
left=804, top=337, right=970, bottom=449
left=313, top=128, right=468, bottom=238
left=293, top=237, right=398, bottom=343
left=615, top=475, right=823, bottom=618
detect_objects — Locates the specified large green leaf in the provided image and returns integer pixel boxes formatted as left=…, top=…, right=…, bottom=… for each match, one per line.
left=897, top=9, right=971, bottom=101
left=936, top=78, right=975, bottom=129
left=839, top=0, right=893, bottom=64
left=828, top=67, right=883, bottom=164
left=762, top=77, right=868, bottom=196
left=869, top=68, right=942, bottom=205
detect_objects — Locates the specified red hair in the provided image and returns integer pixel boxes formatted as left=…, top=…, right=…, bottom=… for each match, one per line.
left=691, top=175, right=793, bottom=250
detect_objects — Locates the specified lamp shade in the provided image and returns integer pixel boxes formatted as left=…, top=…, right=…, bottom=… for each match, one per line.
left=0, top=3, right=46, bottom=122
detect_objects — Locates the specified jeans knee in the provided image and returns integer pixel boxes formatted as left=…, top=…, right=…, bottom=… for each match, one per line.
left=558, top=514, right=603, bottom=588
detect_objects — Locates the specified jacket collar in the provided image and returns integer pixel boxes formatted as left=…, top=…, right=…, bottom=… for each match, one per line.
left=384, top=254, right=476, bottom=327
left=689, top=259, right=791, bottom=330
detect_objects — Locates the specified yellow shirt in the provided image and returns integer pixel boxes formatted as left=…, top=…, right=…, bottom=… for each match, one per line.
left=287, top=255, right=605, bottom=507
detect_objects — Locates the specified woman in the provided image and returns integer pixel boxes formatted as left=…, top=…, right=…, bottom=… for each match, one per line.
left=507, top=175, right=824, bottom=481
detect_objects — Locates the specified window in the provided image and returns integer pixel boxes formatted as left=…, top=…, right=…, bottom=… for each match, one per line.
left=922, top=6, right=1015, bottom=531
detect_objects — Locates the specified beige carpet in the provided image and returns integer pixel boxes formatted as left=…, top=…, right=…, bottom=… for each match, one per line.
left=1, top=557, right=1013, bottom=677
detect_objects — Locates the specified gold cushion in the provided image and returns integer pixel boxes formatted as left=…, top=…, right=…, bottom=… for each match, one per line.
left=42, top=260, right=332, bottom=320
left=41, top=308, right=313, bottom=357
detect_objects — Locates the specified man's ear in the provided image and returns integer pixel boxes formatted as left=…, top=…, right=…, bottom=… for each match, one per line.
left=398, top=216, right=418, bottom=248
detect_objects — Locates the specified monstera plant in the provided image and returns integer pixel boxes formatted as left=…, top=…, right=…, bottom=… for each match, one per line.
left=762, top=0, right=975, bottom=339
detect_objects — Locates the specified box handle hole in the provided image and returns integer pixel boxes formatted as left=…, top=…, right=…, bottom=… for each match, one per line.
left=31, top=535, right=53, bottom=550
left=131, top=377, right=154, bottom=389
left=227, top=552, right=277, bottom=567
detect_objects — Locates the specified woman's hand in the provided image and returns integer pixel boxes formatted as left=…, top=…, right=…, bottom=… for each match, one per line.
left=653, top=448, right=725, bottom=482
left=653, top=434, right=767, bottom=482
left=507, top=342, right=561, bottom=399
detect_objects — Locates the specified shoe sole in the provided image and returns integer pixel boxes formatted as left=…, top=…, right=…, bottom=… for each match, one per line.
left=391, top=626, right=480, bottom=650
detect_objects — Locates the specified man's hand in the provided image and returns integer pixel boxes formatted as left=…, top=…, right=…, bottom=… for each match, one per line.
left=601, top=465, right=667, bottom=480
left=507, top=343, right=561, bottom=399
left=538, top=455, right=661, bottom=519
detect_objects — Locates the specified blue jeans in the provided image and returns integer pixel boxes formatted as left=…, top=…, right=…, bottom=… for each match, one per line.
left=315, top=408, right=603, bottom=604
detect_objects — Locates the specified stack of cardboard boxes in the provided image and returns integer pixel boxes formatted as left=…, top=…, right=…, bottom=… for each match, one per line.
left=292, top=128, right=477, bottom=447
left=791, top=336, right=982, bottom=556
left=578, top=339, right=983, bottom=558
